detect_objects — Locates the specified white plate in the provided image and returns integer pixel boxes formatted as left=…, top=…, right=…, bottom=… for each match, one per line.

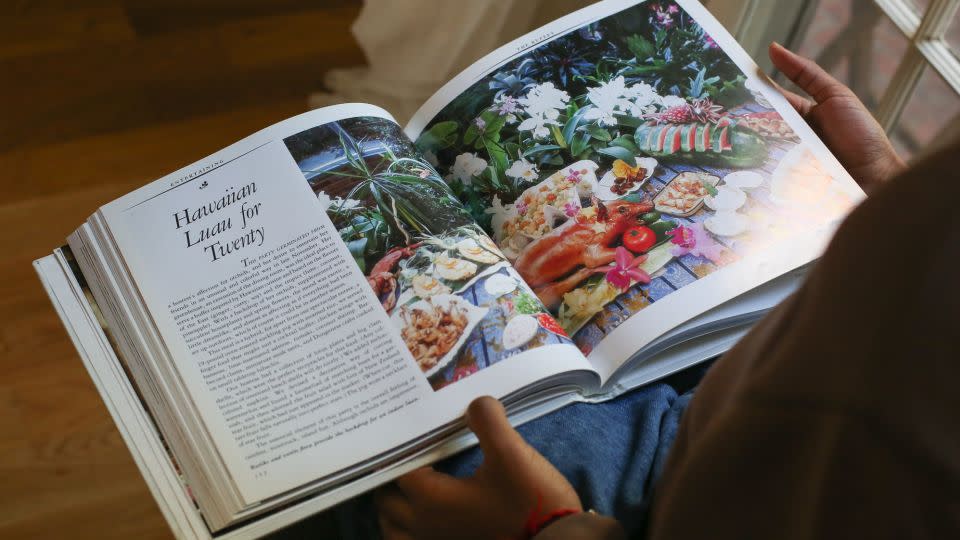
left=723, top=171, right=764, bottom=190
left=449, top=260, right=510, bottom=294
left=704, top=185, right=747, bottom=212
left=595, top=156, right=658, bottom=201
left=503, top=314, right=539, bottom=349
left=705, top=211, right=750, bottom=237
left=483, top=273, right=518, bottom=298
left=391, top=294, right=488, bottom=378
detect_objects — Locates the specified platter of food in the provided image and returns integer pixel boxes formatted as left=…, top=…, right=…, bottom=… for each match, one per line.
left=391, top=294, right=488, bottom=377
left=735, top=111, right=799, bottom=142
left=653, top=171, right=720, bottom=217
left=495, top=161, right=599, bottom=259
left=389, top=229, right=510, bottom=309
left=594, top=157, right=658, bottom=200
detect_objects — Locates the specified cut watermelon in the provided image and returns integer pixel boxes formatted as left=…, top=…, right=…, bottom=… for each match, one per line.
left=682, top=124, right=696, bottom=152
left=719, top=126, right=732, bottom=151
left=670, top=125, right=683, bottom=154
left=711, top=124, right=724, bottom=153
left=632, top=122, right=767, bottom=168
left=656, top=125, right=670, bottom=152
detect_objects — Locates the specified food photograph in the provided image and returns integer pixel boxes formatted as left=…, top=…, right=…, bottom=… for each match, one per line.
left=283, top=118, right=574, bottom=390
left=414, top=0, right=856, bottom=353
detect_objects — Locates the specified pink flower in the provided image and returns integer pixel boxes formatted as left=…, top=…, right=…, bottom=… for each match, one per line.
left=667, top=223, right=725, bottom=263
left=604, top=247, right=651, bottom=291
left=516, top=200, right=528, bottom=214
left=452, top=364, right=478, bottom=381
left=704, top=35, right=717, bottom=49
left=566, top=169, right=583, bottom=183
left=494, top=96, right=520, bottom=116
left=652, top=6, right=675, bottom=28
left=563, top=201, right=579, bottom=217
left=667, top=5, right=679, bottom=13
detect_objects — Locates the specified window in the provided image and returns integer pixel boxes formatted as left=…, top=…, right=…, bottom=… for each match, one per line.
left=708, top=0, right=960, bottom=160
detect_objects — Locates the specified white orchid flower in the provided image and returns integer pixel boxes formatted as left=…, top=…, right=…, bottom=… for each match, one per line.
left=659, top=94, right=688, bottom=109
left=317, top=192, right=362, bottom=212
left=505, top=158, right=539, bottom=182
left=519, top=82, right=570, bottom=117
left=517, top=83, right=569, bottom=139
left=624, top=82, right=662, bottom=113
left=449, top=152, right=487, bottom=185
left=517, top=113, right=560, bottom=139
left=485, top=195, right=516, bottom=241
left=581, top=76, right=640, bottom=126
left=316, top=191, right=332, bottom=211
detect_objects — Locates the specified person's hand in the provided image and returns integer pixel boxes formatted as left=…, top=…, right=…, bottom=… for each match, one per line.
left=375, top=396, right=581, bottom=540
left=769, top=42, right=906, bottom=192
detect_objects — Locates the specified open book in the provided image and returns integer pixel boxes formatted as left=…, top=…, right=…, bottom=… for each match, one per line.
left=35, top=1, right=863, bottom=537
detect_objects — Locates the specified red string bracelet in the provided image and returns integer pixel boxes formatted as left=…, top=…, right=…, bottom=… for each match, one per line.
left=521, top=494, right=581, bottom=539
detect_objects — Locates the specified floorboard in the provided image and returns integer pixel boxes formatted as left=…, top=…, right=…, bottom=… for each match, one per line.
left=0, top=3, right=362, bottom=538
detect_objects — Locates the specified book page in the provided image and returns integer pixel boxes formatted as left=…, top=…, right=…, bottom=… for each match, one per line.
left=405, top=0, right=864, bottom=380
left=97, top=104, right=589, bottom=504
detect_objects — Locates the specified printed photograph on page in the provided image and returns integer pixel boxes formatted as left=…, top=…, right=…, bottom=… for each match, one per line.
left=282, top=118, right=575, bottom=391
left=412, top=1, right=857, bottom=354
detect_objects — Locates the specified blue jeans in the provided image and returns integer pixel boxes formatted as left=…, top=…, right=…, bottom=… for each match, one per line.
left=335, top=364, right=708, bottom=539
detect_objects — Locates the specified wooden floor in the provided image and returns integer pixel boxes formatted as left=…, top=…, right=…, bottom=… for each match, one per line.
left=0, top=2, right=363, bottom=538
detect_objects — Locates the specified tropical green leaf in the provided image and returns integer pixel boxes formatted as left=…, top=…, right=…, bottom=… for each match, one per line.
left=545, top=155, right=564, bottom=166
left=485, top=165, right=504, bottom=190
left=570, top=132, right=590, bottom=157
left=482, top=111, right=508, bottom=135
left=523, top=144, right=561, bottom=156
left=585, top=124, right=613, bottom=142
left=613, top=114, right=645, bottom=128
left=610, top=135, right=640, bottom=154
left=654, top=28, right=667, bottom=49
left=464, top=122, right=480, bottom=146
left=623, top=64, right=667, bottom=76
left=597, top=146, right=635, bottom=161
left=561, top=107, right=591, bottom=144
left=550, top=124, right=568, bottom=149
left=484, top=139, right=509, bottom=174
left=415, top=121, right=459, bottom=152
left=625, top=34, right=656, bottom=61
left=345, top=238, right=368, bottom=273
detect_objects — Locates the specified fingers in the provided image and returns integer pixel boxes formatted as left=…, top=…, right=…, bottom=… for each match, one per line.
left=770, top=79, right=814, bottom=117
left=769, top=42, right=851, bottom=104
left=466, top=396, right=529, bottom=463
left=375, top=484, right=415, bottom=540
left=394, top=466, right=462, bottom=501
left=378, top=517, right=414, bottom=540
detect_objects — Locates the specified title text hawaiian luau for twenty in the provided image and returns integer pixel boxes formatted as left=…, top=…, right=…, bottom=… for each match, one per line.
left=172, top=182, right=265, bottom=262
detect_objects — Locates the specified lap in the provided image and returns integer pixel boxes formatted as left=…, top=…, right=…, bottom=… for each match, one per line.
left=334, top=363, right=708, bottom=540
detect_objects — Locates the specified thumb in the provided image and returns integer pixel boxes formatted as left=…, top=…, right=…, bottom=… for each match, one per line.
left=466, top=396, right=530, bottom=466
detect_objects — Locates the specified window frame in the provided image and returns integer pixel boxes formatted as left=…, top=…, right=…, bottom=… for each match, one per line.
left=872, top=0, right=960, bottom=130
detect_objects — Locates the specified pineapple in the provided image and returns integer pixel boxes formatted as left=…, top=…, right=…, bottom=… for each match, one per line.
left=649, top=105, right=694, bottom=125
